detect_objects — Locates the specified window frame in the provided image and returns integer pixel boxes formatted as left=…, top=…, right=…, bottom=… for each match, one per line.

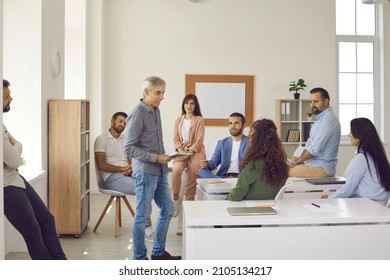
left=336, top=1, right=382, bottom=142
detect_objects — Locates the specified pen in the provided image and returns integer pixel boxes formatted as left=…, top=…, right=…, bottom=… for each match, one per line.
left=311, top=203, right=321, bottom=208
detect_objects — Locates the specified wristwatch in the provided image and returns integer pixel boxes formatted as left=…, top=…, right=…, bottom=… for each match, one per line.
left=294, top=157, right=301, bottom=165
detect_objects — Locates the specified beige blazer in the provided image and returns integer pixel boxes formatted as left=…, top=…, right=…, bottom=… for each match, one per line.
left=173, top=115, right=206, bottom=155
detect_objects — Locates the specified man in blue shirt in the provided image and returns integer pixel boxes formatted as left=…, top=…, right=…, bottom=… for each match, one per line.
left=198, top=112, right=248, bottom=178
left=124, top=76, right=180, bottom=260
left=289, top=87, right=341, bottom=177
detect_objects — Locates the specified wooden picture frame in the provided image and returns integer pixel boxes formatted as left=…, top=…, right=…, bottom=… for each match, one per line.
left=185, top=74, right=254, bottom=126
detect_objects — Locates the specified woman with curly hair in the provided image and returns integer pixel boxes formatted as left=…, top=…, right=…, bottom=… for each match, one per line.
left=226, top=118, right=289, bottom=201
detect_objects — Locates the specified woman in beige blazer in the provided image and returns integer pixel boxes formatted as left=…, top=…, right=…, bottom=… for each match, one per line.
left=172, top=94, right=206, bottom=217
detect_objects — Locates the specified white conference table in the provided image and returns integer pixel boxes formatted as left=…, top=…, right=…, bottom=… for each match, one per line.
left=183, top=198, right=390, bottom=260
left=196, top=177, right=344, bottom=200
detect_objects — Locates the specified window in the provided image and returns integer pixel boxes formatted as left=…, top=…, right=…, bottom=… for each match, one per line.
left=336, top=0, right=379, bottom=136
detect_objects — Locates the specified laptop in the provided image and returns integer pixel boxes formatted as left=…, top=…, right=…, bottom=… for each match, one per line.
left=227, top=207, right=278, bottom=216
left=305, top=176, right=346, bottom=185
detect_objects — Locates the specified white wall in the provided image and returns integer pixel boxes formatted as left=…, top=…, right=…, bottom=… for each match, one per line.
left=65, top=0, right=86, bottom=99
left=87, top=0, right=105, bottom=193
left=3, top=0, right=42, bottom=173
left=102, top=0, right=336, bottom=138
left=41, top=0, right=65, bottom=173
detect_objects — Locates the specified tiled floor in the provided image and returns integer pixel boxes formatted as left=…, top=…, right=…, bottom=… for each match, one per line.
left=5, top=193, right=183, bottom=260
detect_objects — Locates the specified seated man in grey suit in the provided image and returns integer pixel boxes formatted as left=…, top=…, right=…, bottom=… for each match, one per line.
left=199, top=112, right=248, bottom=178
left=94, top=112, right=154, bottom=242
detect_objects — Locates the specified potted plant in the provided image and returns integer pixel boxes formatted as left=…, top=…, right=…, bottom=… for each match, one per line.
left=289, top=79, right=307, bottom=100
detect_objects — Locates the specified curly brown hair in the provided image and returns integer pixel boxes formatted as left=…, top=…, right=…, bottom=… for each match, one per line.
left=241, top=118, right=289, bottom=186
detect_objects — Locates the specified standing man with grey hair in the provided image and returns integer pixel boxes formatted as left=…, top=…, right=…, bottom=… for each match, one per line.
left=124, top=76, right=181, bottom=260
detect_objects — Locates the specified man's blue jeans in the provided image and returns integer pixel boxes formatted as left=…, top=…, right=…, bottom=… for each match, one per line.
left=132, top=172, right=175, bottom=260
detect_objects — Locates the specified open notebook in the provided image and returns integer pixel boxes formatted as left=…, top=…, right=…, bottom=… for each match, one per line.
left=227, top=207, right=278, bottom=216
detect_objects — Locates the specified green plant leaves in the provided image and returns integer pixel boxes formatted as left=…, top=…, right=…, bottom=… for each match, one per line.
left=289, top=79, right=307, bottom=93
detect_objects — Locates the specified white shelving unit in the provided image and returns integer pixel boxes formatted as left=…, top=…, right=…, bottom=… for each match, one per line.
left=276, top=99, right=315, bottom=158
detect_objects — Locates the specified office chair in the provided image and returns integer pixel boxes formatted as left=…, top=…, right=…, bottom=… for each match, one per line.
left=93, top=159, right=135, bottom=237
left=274, top=179, right=293, bottom=200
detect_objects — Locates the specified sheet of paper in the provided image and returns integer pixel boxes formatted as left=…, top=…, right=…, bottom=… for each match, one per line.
left=302, top=203, right=340, bottom=213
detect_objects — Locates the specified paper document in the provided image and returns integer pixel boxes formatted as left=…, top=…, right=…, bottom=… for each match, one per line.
left=168, top=152, right=193, bottom=159
left=302, top=203, right=340, bottom=213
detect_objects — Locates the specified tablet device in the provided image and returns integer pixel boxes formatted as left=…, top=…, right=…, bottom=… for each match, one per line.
left=227, top=207, right=278, bottom=216
left=305, top=177, right=346, bottom=185
left=168, top=152, right=193, bottom=159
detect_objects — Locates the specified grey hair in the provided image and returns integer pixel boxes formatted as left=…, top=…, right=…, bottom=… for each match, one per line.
left=142, top=76, right=166, bottom=91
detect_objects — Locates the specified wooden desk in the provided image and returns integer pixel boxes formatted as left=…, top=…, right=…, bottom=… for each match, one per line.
left=183, top=198, right=390, bottom=259
left=196, top=177, right=344, bottom=200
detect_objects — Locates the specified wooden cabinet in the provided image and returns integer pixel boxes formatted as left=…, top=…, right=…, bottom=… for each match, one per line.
left=276, top=99, right=315, bottom=158
left=48, top=100, right=90, bottom=236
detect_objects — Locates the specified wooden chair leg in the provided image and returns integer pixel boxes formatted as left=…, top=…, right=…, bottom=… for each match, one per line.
left=93, top=196, right=115, bottom=232
left=122, top=196, right=135, bottom=217
left=114, top=197, right=120, bottom=237
left=118, top=197, right=122, bottom=227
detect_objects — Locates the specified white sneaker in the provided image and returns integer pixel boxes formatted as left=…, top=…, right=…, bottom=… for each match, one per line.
left=144, top=226, right=154, bottom=243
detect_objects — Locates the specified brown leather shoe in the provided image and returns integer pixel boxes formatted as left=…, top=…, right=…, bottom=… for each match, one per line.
left=151, top=251, right=182, bottom=260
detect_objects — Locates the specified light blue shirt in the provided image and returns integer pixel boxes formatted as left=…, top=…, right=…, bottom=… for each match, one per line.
left=304, top=107, right=340, bottom=176
left=330, top=152, right=390, bottom=201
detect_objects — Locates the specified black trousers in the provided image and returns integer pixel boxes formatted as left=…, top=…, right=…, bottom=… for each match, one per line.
left=4, top=178, right=67, bottom=260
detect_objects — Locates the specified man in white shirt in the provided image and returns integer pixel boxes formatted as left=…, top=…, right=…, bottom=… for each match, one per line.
left=199, top=112, right=248, bottom=178
left=94, top=112, right=153, bottom=241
